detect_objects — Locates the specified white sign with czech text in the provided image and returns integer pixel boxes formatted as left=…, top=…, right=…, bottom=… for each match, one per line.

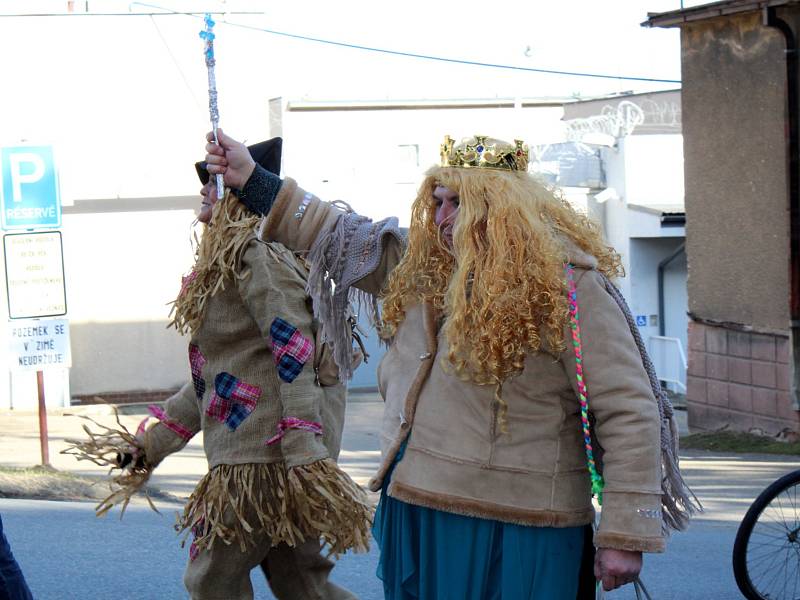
left=9, top=318, right=71, bottom=371
left=3, top=231, right=67, bottom=319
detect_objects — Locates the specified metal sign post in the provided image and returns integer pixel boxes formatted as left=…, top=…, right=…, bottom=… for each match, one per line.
left=36, top=371, right=49, bottom=466
left=8, top=318, right=71, bottom=467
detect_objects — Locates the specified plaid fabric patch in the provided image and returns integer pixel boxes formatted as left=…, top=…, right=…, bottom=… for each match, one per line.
left=277, top=354, right=305, bottom=384
left=204, top=372, right=261, bottom=431
left=226, top=403, right=251, bottom=430
left=205, top=391, right=232, bottom=422
left=188, top=344, right=207, bottom=400
left=229, top=380, right=260, bottom=411
left=270, top=318, right=313, bottom=383
left=214, top=371, right=237, bottom=399
left=148, top=405, right=195, bottom=440
left=270, top=317, right=296, bottom=345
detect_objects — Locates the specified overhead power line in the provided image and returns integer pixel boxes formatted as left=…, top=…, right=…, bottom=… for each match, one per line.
left=3, top=2, right=682, bottom=84
left=228, top=23, right=681, bottom=84
left=137, top=2, right=682, bottom=83
left=0, top=11, right=260, bottom=16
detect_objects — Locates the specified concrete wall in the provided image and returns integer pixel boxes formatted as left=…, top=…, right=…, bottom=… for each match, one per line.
left=681, top=12, right=790, bottom=331
left=676, top=9, right=800, bottom=433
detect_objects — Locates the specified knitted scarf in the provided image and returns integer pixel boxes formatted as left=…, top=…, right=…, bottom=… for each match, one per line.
left=306, top=210, right=405, bottom=382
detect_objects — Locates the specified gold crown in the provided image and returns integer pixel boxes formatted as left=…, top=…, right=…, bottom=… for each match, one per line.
left=440, top=135, right=529, bottom=171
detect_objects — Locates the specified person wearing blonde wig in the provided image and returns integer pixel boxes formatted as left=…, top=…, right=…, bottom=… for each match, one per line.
left=204, top=131, right=696, bottom=599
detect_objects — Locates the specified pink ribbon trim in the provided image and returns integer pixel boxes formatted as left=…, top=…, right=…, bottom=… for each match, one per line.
left=148, top=404, right=195, bottom=441
left=265, top=417, right=323, bottom=446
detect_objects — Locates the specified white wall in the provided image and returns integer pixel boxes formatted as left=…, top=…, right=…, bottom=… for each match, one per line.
left=629, top=238, right=688, bottom=354
left=62, top=208, right=197, bottom=395
left=281, top=104, right=566, bottom=225
left=623, top=135, right=685, bottom=208
left=599, top=140, right=632, bottom=300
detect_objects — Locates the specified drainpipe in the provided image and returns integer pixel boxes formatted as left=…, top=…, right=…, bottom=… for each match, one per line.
left=658, top=243, right=685, bottom=337
left=765, top=8, right=800, bottom=408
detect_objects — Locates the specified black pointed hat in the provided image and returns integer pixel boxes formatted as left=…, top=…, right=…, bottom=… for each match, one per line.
left=195, top=137, right=282, bottom=184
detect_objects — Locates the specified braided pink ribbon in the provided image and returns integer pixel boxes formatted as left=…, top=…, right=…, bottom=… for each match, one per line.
left=565, top=264, right=604, bottom=504
left=265, top=417, right=323, bottom=446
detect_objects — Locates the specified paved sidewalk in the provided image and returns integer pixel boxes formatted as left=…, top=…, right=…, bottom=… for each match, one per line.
left=0, top=399, right=687, bottom=501
left=0, top=392, right=384, bottom=502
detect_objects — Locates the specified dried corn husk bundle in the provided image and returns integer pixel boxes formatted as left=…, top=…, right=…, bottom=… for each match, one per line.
left=179, top=459, right=373, bottom=557
left=61, top=408, right=157, bottom=518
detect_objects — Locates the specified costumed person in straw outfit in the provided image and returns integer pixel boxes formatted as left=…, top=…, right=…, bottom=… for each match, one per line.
left=68, top=138, right=370, bottom=600
left=204, top=130, right=699, bottom=600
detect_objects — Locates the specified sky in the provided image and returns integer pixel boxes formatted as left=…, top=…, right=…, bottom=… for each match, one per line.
left=2, top=0, right=693, bottom=99
left=0, top=0, right=703, bottom=200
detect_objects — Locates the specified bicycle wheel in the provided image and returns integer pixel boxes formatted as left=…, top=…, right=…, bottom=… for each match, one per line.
left=733, top=469, right=800, bottom=599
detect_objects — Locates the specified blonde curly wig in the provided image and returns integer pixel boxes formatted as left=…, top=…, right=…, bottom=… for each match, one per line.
left=169, top=192, right=261, bottom=335
left=380, top=166, right=622, bottom=428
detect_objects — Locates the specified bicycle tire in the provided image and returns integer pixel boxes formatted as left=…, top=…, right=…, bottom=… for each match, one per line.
left=733, top=468, right=800, bottom=600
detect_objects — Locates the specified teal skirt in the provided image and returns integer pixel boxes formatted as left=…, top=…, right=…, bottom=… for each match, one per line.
left=372, top=442, right=586, bottom=600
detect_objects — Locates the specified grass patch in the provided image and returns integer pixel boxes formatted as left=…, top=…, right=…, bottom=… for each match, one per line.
left=0, top=466, right=180, bottom=504
left=681, top=431, right=800, bottom=455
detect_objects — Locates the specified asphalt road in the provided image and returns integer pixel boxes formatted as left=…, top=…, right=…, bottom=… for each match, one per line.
left=3, top=402, right=800, bottom=599
left=1, top=497, right=382, bottom=600
left=5, top=453, right=800, bottom=599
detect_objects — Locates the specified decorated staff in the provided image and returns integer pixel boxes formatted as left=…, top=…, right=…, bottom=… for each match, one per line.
left=200, top=13, right=224, bottom=200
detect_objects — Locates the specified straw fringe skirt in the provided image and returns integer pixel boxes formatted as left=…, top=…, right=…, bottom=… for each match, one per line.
left=179, top=460, right=373, bottom=557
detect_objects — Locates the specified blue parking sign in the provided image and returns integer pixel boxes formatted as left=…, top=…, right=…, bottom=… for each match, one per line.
left=0, top=145, right=61, bottom=230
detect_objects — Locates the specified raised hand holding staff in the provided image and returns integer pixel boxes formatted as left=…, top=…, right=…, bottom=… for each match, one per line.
left=205, top=128, right=255, bottom=190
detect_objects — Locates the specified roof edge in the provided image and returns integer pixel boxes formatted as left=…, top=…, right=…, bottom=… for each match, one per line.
left=643, top=0, right=796, bottom=28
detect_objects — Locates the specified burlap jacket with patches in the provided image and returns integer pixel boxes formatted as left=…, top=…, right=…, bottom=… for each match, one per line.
left=142, top=239, right=346, bottom=470
left=264, top=178, right=665, bottom=553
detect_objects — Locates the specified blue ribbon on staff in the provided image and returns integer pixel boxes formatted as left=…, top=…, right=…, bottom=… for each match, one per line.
left=200, top=13, right=224, bottom=199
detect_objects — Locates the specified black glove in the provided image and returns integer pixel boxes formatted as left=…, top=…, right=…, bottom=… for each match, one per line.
left=116, top=451, right=145, bottom=470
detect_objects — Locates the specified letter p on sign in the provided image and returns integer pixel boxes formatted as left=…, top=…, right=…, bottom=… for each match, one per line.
left=1, top=145, right=61, bottom=230
left=9, top=153, right=46, bottom=202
